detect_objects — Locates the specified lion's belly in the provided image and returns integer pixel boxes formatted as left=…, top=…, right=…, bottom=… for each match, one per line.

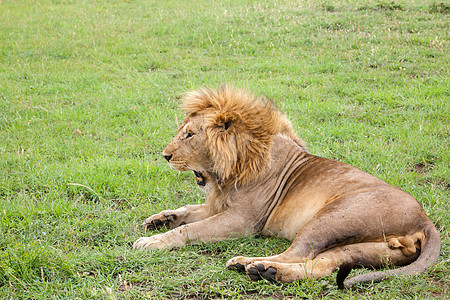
left=263, top=189, right=329, bottom=240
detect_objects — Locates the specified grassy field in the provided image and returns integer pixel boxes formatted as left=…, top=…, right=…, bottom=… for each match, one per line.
left=0, top=0, right=448, bottom=298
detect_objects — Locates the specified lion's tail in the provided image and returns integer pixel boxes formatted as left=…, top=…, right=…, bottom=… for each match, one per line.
left=337, top=223, right=441, bottom=288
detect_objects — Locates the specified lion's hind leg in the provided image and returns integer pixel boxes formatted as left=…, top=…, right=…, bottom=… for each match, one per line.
left=237, top=240, right=419, bottom=283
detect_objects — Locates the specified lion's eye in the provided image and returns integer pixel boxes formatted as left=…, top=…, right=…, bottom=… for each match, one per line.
left=186, top=132, right=194, bottom=139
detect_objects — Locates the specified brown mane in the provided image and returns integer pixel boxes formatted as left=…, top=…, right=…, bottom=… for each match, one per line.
left=181, top=86, right=305, bottom=185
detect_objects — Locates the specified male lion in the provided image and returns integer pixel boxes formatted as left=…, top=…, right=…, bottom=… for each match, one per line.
left=133, top=86, right=440, bottom=287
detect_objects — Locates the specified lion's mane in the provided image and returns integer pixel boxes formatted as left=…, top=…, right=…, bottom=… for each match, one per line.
left=180, top=86, right=306, bottom=186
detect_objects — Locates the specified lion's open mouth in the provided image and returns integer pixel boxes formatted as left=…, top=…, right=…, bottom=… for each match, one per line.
left=193, top=171, right=206, bottom=186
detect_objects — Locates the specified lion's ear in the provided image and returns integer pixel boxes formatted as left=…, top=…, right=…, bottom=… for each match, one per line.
left=211, top=112, right=240, bottom=131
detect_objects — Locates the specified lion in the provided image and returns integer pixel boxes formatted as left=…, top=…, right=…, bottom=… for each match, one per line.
left=133, top=86, right=440, bottom=288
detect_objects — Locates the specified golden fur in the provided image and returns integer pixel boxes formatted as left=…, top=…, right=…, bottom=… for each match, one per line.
left=133, top=86, right=440, bottom=288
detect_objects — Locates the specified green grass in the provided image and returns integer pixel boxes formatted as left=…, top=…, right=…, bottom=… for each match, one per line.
left=0, top=0, right=448, bottom=298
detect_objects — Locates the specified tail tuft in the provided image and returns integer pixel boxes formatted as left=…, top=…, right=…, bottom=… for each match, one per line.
left=336, top=262, right=354, bottom=290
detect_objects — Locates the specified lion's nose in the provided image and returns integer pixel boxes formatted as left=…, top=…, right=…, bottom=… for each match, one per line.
left=163, top=154, right=173, bottom=162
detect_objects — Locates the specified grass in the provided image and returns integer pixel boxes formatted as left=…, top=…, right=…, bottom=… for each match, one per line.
left=0, top=0, right=448, bottom=298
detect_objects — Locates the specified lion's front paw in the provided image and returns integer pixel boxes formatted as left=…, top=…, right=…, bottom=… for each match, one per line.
left=132, top=234, right=168, bottom=250
left=141, top=210, right=181, bottom=231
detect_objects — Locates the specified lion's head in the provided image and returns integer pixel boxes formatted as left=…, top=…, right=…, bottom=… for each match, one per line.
left=162, top=86, right=306, bottom=189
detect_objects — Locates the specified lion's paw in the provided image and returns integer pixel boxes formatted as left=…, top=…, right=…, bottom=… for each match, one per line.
left=246, top=262, right=277, bottom=282
left=132, top=234, right=168, bottom=250
left=141, top=210, right=180, bottom=231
